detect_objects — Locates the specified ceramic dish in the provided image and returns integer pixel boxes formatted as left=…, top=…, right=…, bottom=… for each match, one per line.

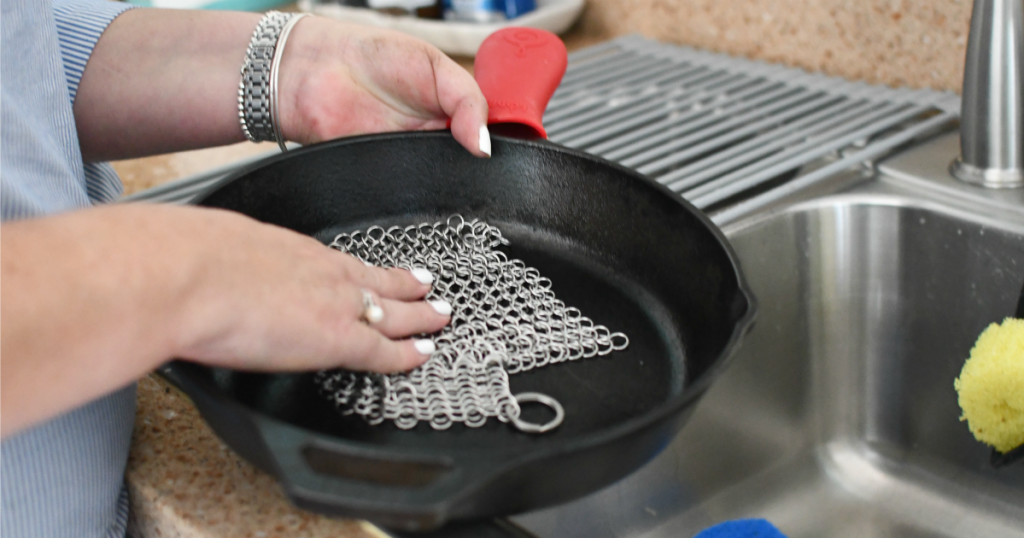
left=297, top=0, right=584, bottom=56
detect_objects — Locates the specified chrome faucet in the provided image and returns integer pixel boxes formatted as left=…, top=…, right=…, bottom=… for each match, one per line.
left=951, top=0, right=1024, bottom=188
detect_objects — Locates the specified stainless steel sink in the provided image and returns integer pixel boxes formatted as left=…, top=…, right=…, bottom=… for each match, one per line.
left=512, top=132, right=1024, bottom=537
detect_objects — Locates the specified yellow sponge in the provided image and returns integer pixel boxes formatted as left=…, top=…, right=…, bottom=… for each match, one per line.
left=954, top=318, right=1024, bottom=453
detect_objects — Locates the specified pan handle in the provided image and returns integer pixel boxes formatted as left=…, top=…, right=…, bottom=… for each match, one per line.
left=473, top=28, right=567, bottom=139
left=157, top=361, right=520, bottom=529
left=256, top=418, right=512, bottom=530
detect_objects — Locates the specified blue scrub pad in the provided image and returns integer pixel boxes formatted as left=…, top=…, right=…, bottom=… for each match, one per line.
left=694, top=519, right=788, bottom=538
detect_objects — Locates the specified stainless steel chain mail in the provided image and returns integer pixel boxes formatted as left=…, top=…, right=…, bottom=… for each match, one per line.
left=314, top=215, right=629, bottom=433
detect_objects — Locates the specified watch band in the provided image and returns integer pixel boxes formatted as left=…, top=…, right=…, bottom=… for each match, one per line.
left=238, top=11, right=307, bottom=148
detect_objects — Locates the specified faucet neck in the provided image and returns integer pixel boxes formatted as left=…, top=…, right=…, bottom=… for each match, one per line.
left=952, top=0, right=1024, bottom=188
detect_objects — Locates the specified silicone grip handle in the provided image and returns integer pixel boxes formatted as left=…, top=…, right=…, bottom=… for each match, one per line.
left=474, top=28, right=568, bottom=139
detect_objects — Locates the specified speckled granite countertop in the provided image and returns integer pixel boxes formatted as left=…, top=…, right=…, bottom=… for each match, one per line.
left=116, top=2, right=971, bottom=533
left=126, top=376, right=391, bottom=538
left=578, top=0, right=972, bottom=93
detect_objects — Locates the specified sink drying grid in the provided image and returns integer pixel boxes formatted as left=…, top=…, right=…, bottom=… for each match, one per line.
left=126, top=35, right=961, bottom=223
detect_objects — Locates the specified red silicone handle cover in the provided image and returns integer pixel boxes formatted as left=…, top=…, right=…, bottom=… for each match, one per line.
left=473, top=28, right=568, bottom=139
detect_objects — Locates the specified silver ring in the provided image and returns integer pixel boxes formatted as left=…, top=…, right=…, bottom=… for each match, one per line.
left=361, top=289, right=384, bottom=324
left=510, top=392, right=564, bottom=433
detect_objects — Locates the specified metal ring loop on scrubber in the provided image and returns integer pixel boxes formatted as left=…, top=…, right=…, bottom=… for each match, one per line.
left=510, top=392, right=564, bottom=433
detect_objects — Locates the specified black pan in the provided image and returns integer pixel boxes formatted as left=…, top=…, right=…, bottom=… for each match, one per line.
left=158, top=29, right=756, bottom=532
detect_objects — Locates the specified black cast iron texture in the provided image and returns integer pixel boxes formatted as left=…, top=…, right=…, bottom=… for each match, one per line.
left=159, top=131, right=756, bottom=531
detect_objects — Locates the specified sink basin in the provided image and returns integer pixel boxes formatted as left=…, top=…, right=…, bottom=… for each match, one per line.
left=512, top=133, right=1024, bottom=537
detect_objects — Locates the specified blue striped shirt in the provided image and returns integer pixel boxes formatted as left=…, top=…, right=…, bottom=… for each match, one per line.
left=1, top=0, right=137, bottom=537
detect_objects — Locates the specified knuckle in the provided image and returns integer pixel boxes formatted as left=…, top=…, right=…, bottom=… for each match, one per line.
left=365, top=265, right=384, bottom=289
left=387, top=267, right=413, bottom=290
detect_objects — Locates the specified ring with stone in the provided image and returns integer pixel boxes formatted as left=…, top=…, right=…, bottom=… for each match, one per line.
left=360, top=289, right=384, bottom=324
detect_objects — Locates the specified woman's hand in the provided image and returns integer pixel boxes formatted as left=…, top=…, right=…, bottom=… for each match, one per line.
left=1, top=204, right=451, bottom=437
left=168, top=205, right=451, bottom=373
left=75, top=10, right=490, bottom=161
left=277, top=19, right=490, bottom=157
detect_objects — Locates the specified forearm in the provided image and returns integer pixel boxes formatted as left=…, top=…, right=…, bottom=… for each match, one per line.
left=73, top=8, right=490, bottom=161
left=0, top=205, right=196, bottom=437
left=74, top=9, right=261, bottom=161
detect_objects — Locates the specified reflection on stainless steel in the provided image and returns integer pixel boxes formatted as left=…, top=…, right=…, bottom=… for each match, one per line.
left=512, top=137, right=1024, bottom=537
left=951, top=0, right=1024, bottom=188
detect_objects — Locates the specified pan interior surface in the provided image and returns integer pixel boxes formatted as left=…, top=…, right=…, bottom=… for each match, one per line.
left=196, top=132, right=746, bottom=457
left=212, top=218, right=685, bottom=451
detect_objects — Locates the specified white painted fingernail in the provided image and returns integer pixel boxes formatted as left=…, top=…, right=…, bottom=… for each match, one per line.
left=479, top=125, right=491, bottom=157
left=429, top=300, right=453, bottom=316
left=366, top=305, right=384, bottom=324
left=411, top=267, right=434, bottom=285
left=414, top=339, right=436, bottom=355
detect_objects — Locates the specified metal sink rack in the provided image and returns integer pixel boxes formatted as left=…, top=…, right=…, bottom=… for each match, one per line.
left=124, top=34, right=961, bottom=224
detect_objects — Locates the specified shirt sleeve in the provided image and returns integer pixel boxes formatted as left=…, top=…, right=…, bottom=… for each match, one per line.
left=51, top=0, right=137, bottom=204
left=51, top=0, right=136, bottom=104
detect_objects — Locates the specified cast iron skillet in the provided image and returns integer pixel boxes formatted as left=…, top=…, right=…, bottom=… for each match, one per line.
left=158, top=29, right=757, bottom=532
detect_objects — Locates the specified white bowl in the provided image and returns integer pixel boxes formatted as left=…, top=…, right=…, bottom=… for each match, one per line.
left=297, top=0, right=584, bottom=56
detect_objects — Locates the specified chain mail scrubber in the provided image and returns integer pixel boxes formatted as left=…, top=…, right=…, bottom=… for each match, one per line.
left=238, top=11, right=307, bottom=151
left=315, top=215, right=630, bottom=433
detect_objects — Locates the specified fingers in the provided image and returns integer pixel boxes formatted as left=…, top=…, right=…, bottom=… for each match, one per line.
left=340, top=257, right=434, bottom=301
left=343, top=275, right=451, bottom=374
left=277, top=18, right=490, bottom=156
left=340, top=322, right=436, bottom=373
left=360, top=291, right=452, bottom=339
left=430, top=51, right=490, bottom=157
left=451, top=111, right=491, bottom=159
